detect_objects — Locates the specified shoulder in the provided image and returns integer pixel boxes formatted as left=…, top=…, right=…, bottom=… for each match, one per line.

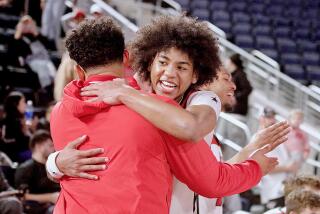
left=186, top=90, right=221, bottom=116
left=17, top=159, right=34, bottom=170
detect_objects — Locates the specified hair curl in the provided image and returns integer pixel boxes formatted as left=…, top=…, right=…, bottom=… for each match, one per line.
left=130, top=15, right=221, bottom=87
left=65, top=17, right=124, bottom=69
left=285, top=189, right=320, bottom=214
left=284, top=175, right=320, bottom=198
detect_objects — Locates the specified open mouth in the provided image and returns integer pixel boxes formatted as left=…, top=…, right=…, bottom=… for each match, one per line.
left=227, top=92, right=234, bottom=97
left=158, top=80, right=177, bottom=93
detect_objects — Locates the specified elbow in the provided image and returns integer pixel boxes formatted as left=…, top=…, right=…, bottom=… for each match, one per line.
left=179, top=121, right=203, bottom=142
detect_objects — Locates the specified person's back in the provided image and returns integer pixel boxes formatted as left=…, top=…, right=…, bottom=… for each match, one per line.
left=51, top=75, right=177, bottom=213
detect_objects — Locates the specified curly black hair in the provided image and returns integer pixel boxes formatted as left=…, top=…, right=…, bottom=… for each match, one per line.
left=65, top=17, right=124, bottom=69
left=129, top=15, right=221, bottom=87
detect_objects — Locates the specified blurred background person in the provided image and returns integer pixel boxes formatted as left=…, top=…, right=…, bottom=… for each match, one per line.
left=284, top=109, right=310, bottom=170
left=265, top=174, right=320, bottom=214
left=1, top=91, right=32, bottom=163
left=259, top=107, right=299, bottom=211
left=225, top=53, right=252, bottom=117
left=15, top=130, right=60, bottom=214
left=285, top=189, right=320, bottom=214
left=0, top=167, right=23, bottom=214
left=53, top=53, right=77, bottom=101
left=9, top=15, right=57, bottom=90
left=89, top=3, right=104, bottom=19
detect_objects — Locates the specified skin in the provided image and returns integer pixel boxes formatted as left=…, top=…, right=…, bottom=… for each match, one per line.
left=17, top=97, right=26, bottom=114
left=53, top=47, right=290, bottom=179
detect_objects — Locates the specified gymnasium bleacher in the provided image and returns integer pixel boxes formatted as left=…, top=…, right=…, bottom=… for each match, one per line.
left=174, top=0, right=320, bottom=84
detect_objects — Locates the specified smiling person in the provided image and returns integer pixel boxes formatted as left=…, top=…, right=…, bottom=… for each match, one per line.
left=48, top=15, right=288, bottom=214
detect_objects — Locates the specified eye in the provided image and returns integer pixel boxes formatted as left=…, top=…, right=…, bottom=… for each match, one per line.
left=158, top=60, right=167, bottom=65
left=177, top=66, right=187, bottom=71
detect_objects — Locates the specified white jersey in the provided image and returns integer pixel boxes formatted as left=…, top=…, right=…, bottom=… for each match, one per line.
left=170, top=91, right=223, bottom=214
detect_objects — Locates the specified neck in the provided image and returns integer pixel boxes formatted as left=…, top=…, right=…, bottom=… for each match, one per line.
left=32, top=152, right=46, bottom=164
left=85, top=63, right=125, bottom=79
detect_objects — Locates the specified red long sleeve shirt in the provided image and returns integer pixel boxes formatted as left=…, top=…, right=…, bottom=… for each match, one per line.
left=50, top=74, right=262, bottom=214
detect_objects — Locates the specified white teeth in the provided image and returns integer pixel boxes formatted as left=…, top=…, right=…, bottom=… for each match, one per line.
left=161, top=80, right=176, bottom=87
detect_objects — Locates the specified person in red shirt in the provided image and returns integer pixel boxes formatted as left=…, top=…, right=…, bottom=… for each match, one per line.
left=50, top=16, right=282, bottom=214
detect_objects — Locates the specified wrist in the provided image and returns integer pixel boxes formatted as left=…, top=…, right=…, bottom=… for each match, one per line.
left=118, top=85, right=139, bottom=103
left=46, top=151, right=64, bottom=179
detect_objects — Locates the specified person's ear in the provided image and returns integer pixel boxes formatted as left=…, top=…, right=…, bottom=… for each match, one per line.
left=75, top=65, right=86, bottom=81
left=123, top=49, right=129, bottom=67
left=191, top=71, right=198, bottom=84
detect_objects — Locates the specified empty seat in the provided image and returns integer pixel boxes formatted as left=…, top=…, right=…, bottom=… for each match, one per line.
left=293, top=19, right=312, bottom=29
left=283, top=64, right=306, bottom=80
left=273, top=27, right=291, bottom=38
left=280, top=53, right=301, bottom=65
left=260, top=49, right=279, bottom=61
left=277, top=38, right=297, bottom=53
left=232, top=12, right=250, bottom=23
left=235, top=35, right=254, bottom=50
left=190, top=0, right=209, bottom=9
left=266, top=5, right=283, bottom=16
left=284, top=7, right=301, bottom=17
left=297, top=40, right=318, bottom=52
left=306, top=66, right=320, bottom=81
left=256, top=36, right=275, bottom=49
left=273, top=17, right=291, bottom=27
left=214, top=20, right=232, bottom=34
left=293, top=28, right=310, bottom=40
left=192, top=9, right=210, bottom=20
left=175, top=0, right=190, bottom=8
left=232, top=23, right=251, bottom=35
left=302, top=9, right=318, bottom=19
left=209, top=1, right=227, bottom=11
left=248, top=3, right=265, bottom=14
left=253, top=26, right=271, bottom=36
left=228, top=2, right=247, bottom=12
left=303, top=52, right=320, bottom=66
left=211, top=11, right=230, bottom=22
left=252, top=14, right=270, bottom=25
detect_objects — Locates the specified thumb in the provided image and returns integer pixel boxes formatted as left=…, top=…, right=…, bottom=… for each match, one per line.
left=65, top=135, right=88, bottom=149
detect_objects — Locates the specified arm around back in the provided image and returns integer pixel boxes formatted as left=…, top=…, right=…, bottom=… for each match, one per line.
left=163, top=133, right=263, bottom=198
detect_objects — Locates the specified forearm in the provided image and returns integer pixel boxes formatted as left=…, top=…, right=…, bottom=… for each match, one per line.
left=25, top=193, right=58, bottom=203
left=165, top=138, right=262, bottom=198
left=269, top=165, right=290, bottom=174
left=119, top=88, right=213, bottom=141
left=227, top=145, right=256, bottom=164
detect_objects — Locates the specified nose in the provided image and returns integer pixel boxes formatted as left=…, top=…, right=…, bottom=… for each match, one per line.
left=231, top=81, right=236, bottom=91
left=163, top=64, right=177, bottom=78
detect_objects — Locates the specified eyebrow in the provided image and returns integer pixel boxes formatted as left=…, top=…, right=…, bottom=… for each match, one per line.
left=158, top=54, right=191, bottom=66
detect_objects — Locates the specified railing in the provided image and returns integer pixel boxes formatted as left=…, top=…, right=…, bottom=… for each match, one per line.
left=92, top=0, right=138, bottom=40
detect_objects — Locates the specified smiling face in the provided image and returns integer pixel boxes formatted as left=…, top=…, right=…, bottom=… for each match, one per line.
left=203, top=68, right=236, bottom=111
left=149, top=47, right=197, bottom=101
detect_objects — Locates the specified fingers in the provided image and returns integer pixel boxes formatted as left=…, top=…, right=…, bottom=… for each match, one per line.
left=79, top=148, right=104, bottom=158
left=81, top=83, right=102, bottom=92
left=78, top=157, right=109, bottom=165
left=270, top=126, right=291, bottom=142
left=78, top=172, right=99, bottom=180
left=65, top=135, right=88, bottom=149
left=80, top=164, right=107, bottom=172
left=269, top=136, right=288, bottom=151
left=270, top=122, right=290, bottom=137
left=80, top=90, right=100, bottom=97
left=85, top=97, right=100, bottom=103
left=263, top=121, right=289, bottom=138
left=256, top=144, right=272, bottom=155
